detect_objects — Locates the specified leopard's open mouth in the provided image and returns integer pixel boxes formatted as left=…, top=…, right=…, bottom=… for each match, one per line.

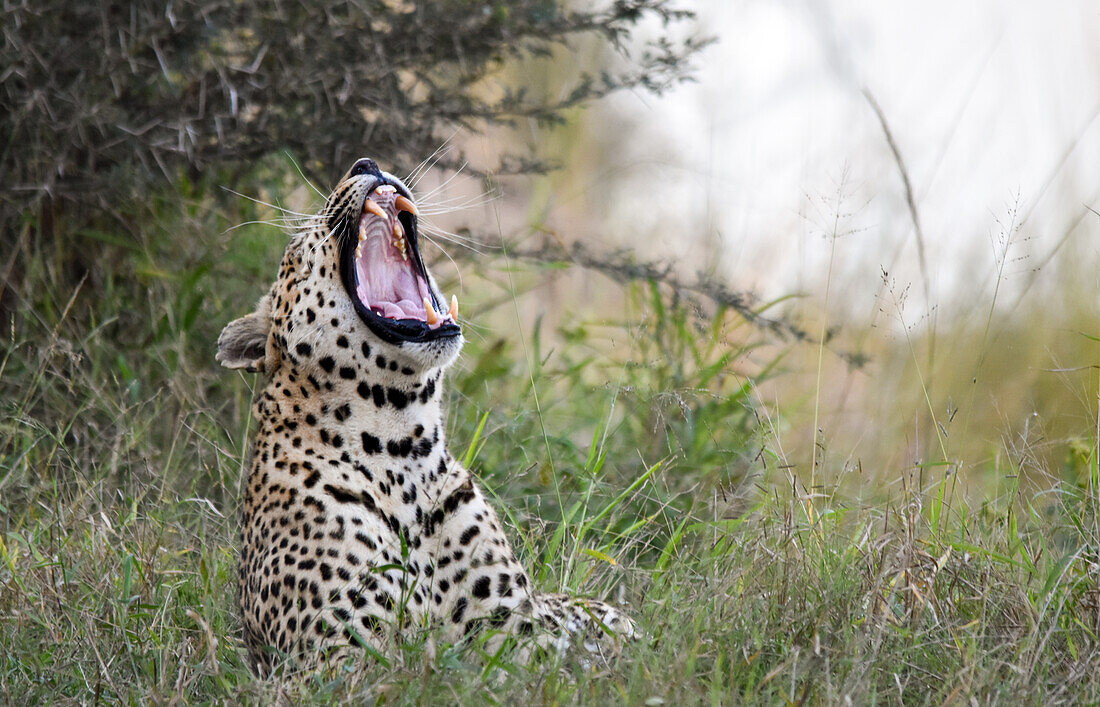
left=339, top=183, right=460, bottom=344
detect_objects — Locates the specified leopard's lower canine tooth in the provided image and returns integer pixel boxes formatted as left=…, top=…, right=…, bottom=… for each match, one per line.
left=424, top=297, right=439, bottom=325
left=448, top=294, right=458, bottom=320
left=395, top=195, right=418, bottom=216
left=363, top=199, right=386, bottom=219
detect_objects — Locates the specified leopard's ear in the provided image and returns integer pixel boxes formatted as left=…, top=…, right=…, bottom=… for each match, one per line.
left=217, top=294, right=274, bottom=374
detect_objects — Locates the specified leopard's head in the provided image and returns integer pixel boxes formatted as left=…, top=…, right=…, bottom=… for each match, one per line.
left=217, top=158, right=463, bottom=377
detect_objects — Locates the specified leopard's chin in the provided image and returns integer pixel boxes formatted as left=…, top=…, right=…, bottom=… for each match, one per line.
left=338, top=182, right=460, bottom=346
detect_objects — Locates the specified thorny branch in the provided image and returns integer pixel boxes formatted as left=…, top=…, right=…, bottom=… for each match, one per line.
left=503, top=239, right=870, bottom=368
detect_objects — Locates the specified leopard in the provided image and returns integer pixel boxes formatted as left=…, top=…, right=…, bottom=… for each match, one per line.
left=217, top=157, right=636, bottom=675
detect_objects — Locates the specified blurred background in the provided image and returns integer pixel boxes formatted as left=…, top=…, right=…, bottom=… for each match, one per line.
left=461, top=0, right=1100, bottom=500
left=594, top=1, right=1100, bottom=306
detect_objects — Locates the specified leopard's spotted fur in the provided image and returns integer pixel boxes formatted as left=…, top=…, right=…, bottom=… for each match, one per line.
left=218, top=159, right=635, bottom=674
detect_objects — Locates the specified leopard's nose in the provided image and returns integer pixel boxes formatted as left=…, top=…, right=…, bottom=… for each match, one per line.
left=351, top=158, right=383, bottom=178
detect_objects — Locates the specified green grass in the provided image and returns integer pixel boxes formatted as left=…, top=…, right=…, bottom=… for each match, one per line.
left=2, top=181, right=1099, bottom=704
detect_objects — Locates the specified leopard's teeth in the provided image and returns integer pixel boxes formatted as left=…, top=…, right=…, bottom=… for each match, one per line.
left=448, top=294, right=458, bottom=320
left=376, top=185, right=397, bottom=195
left=363, top=199, right=386, bottom=220
left=395, top=195, right=418, bottom=216
left=359, top=224, right=367, bottom=242
left=392, top=221, right=408, bottom=260
left=424, top=297, right=439, bottom=325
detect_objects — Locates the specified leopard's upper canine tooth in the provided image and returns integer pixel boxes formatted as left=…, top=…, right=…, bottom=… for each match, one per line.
left=363, top=198, right=386, bottom=219
left=424, top=297, right=439, bottom=325
left=395, top=195, right=418, bottom=216
left=448, top=294, right=458, bottom=320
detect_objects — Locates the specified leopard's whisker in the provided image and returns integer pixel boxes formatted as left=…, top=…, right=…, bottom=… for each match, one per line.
left=419, top=222, right=495, bottom=255
left=405, top=135, right=457, bottom=188
left=221, top=187, right=315, bottom=217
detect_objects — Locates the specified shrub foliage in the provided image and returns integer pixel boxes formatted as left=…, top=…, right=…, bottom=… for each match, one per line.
left=1, top=0, right=703, bottom=237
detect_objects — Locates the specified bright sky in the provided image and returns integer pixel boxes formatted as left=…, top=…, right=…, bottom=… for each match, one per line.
left=592, top=0, right=1100, bottom=316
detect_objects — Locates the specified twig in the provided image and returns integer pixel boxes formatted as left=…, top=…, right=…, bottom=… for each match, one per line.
left=863, top=89, right=930, bottom=308
left=864, top=88, right=935, bottom=413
